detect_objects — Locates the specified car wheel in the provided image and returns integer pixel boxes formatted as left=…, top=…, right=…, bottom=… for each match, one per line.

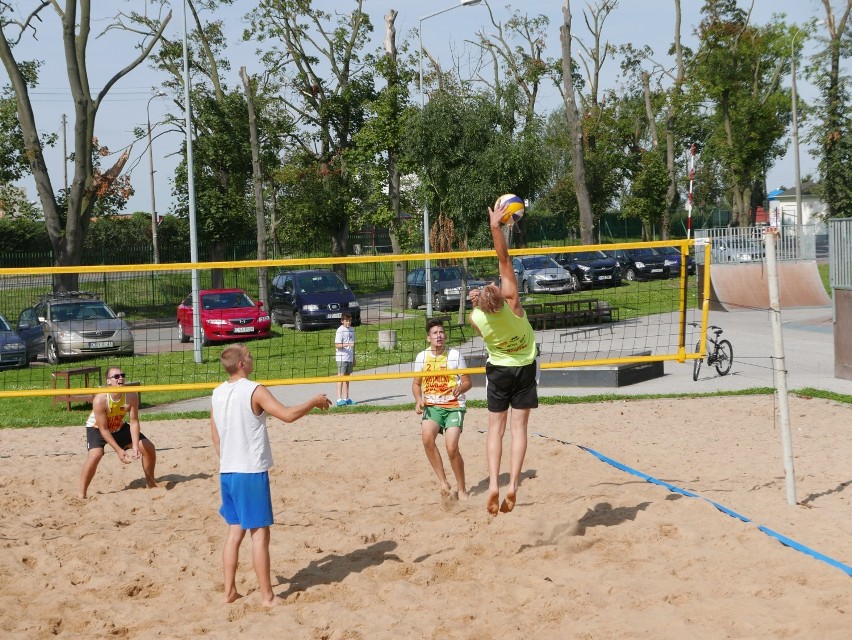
left=433, top=294, right=443, bottom=313
left=407, top=293, right=418, bottom=310
left=293, top=311, right=305, bottom=331
left=270, top=308, right=283, bottom=325
left=522, top=279, right=530, bottom=294
left=177, top=322, right=190, bottom=343
left=570, top=273, right=582, bottom=292
left=201, top=332, right=212, bottom=347
left=46, top=339, right=60, bottom=365
left=625, top=268, right=637, bottom=282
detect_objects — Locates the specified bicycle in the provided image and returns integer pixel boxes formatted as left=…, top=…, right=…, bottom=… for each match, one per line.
left=690, top=323, right=733, bottom=381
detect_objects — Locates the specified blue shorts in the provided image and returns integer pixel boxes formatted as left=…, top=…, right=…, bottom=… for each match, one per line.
left=219, top=471, right=274, bottom=529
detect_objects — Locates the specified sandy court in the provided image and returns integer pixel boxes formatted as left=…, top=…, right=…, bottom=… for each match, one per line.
left=0, top=396, right=849, bottom=639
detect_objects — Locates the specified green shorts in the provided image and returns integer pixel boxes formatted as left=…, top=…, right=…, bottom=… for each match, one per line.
left=422, top=405, right=466, bottom=434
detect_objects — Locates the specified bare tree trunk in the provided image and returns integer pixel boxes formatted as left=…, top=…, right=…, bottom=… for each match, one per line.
left=240, top=66, right=268, bottom=308
left=662, top=0, right=687, bottom=240
left=560, top=1, right=594, bottom=244
left=384, top=9, right=406, bottom=311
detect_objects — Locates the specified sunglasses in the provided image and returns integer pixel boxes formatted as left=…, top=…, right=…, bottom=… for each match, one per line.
left=109, top=373, right=126, bottom=379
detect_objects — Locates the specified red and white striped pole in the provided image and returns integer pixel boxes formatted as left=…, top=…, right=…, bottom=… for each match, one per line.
left=686, top=143, right=696, bottom=239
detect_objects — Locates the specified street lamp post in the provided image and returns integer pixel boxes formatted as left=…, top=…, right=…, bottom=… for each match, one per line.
left=146, top=91, right=166, bottom=264
left=182, top=0, right=202, bottom=363
left=418, top=0, right=481, bottom=317
left=790, top=26, right=806, bottom=256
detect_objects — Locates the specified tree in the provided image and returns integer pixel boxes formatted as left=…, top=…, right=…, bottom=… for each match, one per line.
left=153, top=0, right=281, bottom=288
left=0, top=2, right=171, bottom=290
left=691, top=1, right=792, bottom=226
left=808, top=0, right=852, bottom=217
left=348, top=9, right=418, bottom=309
left=247, top=0, right=376, bottom=271
left=558, top=0, right=596, bottom=243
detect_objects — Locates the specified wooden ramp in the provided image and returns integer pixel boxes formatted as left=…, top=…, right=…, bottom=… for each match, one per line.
left=705, top=262, right=831, bottom=311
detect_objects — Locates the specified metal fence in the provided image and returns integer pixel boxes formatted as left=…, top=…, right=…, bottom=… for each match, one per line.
left=829, top=218, right=852, bottom=290
left=694, top=225, right=821, bottom=264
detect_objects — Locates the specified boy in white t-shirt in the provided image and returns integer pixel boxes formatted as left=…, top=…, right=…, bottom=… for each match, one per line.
left=411, top=318, right=472, bottom=500
left=334, top=312, right=356, bottom=406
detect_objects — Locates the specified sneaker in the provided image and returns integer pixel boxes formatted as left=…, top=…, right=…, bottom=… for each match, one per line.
left=345, top=398, right=356, bottom=406
left=335, top=399, right=347, bottom=407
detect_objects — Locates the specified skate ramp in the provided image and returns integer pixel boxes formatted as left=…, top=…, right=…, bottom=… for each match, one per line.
left=705, top=262, right=831, bottom=311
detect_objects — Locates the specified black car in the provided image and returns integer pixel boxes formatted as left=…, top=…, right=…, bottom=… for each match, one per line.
left=603, top=247, right=670, bottom=281
left=406, top=266, right=487, bottom=312
left=0, top=313, right=27, bottom=369
left=269, top=269, right=361, bottom=331
left=554, top=250, right=622, bottom=291
left=655, top=245, right=696, bottom=276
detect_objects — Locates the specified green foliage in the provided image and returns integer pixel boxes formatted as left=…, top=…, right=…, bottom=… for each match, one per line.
left=690, top=3, right=793, bottom=223
left=622, top=149, right=669, bottom=224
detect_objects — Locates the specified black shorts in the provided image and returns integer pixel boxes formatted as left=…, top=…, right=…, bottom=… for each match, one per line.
left=485, top=361, right=538, bottom=412
left=86, top=423, right=149, bottom=451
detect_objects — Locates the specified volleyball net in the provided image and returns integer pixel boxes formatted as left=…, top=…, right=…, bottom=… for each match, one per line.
left=0, top=241, right=711, bottom=403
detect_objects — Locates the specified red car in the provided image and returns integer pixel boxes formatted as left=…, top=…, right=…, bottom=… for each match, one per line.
left=176, top=289, right=271, bottom=346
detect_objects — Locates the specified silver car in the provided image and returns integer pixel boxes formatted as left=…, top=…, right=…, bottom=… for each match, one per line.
left=17, top=292, right=134, bottom=365
left=512, top=255, right=575, bottom=294
left=711, top=236, right=766, bottom=263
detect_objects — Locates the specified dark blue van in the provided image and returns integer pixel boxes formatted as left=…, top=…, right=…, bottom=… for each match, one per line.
left=269, top=269, right=361, bottom=331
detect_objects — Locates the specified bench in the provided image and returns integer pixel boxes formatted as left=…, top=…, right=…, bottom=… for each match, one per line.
left=52, top=366, right=102, bottom=411
left=526, top=300, right=618, bottom=331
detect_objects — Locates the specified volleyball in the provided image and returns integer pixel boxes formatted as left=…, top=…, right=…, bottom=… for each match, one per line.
left=495, top=194, right=525, bottom=225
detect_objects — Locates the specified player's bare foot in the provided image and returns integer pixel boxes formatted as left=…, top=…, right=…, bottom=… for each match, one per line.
left=261, top=594, right=285, bottom=607
left=486, top=489, right=500, bottom=515
left=223, top=589, right=243, bottom=604
left=457, top=489, right=469, bottom=501
left=146, top=480, right=162, bottom=489
left=500, top=489, right=517, bottom=513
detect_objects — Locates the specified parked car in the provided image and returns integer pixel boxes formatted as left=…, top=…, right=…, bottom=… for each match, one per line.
left=603, top=247, right=670, bottom=281
left=406, top=266, right=487, bottom=311
left=16, top=291, right=134, bottom=365
left=0, top=313, right=27, bottom=369
left=269, top=269, right=360, bottom=331
left=511, top=255, right=575, bottom=294
left=655, top=245, right=696, bottom=276
left=177, top=289, right=271, bottom=346
left=711, top=236, right=765, bottom=263
left=554, top=250, right=622, bottom=291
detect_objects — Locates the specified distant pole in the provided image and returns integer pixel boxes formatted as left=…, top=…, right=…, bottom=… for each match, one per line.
left=183, top=0, right=202, bottom=364
left=686, top=143, right=695, bottom=239
left=791, top=26, right=807, bottom=258
left=61, top=114, right=68, bottom=193
left=146, top=92, right=165, bottom=264
left=764, top=228, right=797, bottom=506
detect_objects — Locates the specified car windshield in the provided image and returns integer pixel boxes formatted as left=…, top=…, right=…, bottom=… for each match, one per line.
left=571, top=250, right=608, bottom=261
left=297, top=272, right=347, bottom=293
left=522, top=256, right=559, bottom=270
left=51, top=302, right=115, bottom=321
left=0, top=316, right=11, bottom=331
left=202, top=292, right=255, bottom=310
left=629, top=248, right=659, bottom=258
left=431, top=267, right=464, bottom=282
left=656, top=246, right=680, bottom=255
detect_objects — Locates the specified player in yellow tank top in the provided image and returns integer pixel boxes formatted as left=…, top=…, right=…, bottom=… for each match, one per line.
left=412, top=319, right=472, bottom=500
left=467, top=200, right=539, bottom=516
left=78, top=366, right=160, bottom=499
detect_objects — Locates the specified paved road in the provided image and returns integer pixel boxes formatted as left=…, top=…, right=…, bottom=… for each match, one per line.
left=142, top=305, right=849, bottom=415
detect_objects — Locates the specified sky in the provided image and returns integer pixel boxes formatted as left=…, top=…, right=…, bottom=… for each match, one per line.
left=5, top=0, right=830, bottom=217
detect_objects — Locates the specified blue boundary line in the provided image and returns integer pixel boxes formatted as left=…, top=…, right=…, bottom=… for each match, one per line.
left=533, top=433, right=851, bottom=578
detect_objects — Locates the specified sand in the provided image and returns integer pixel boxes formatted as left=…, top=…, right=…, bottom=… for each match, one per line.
left=0, top=396, right=849, bottom=639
